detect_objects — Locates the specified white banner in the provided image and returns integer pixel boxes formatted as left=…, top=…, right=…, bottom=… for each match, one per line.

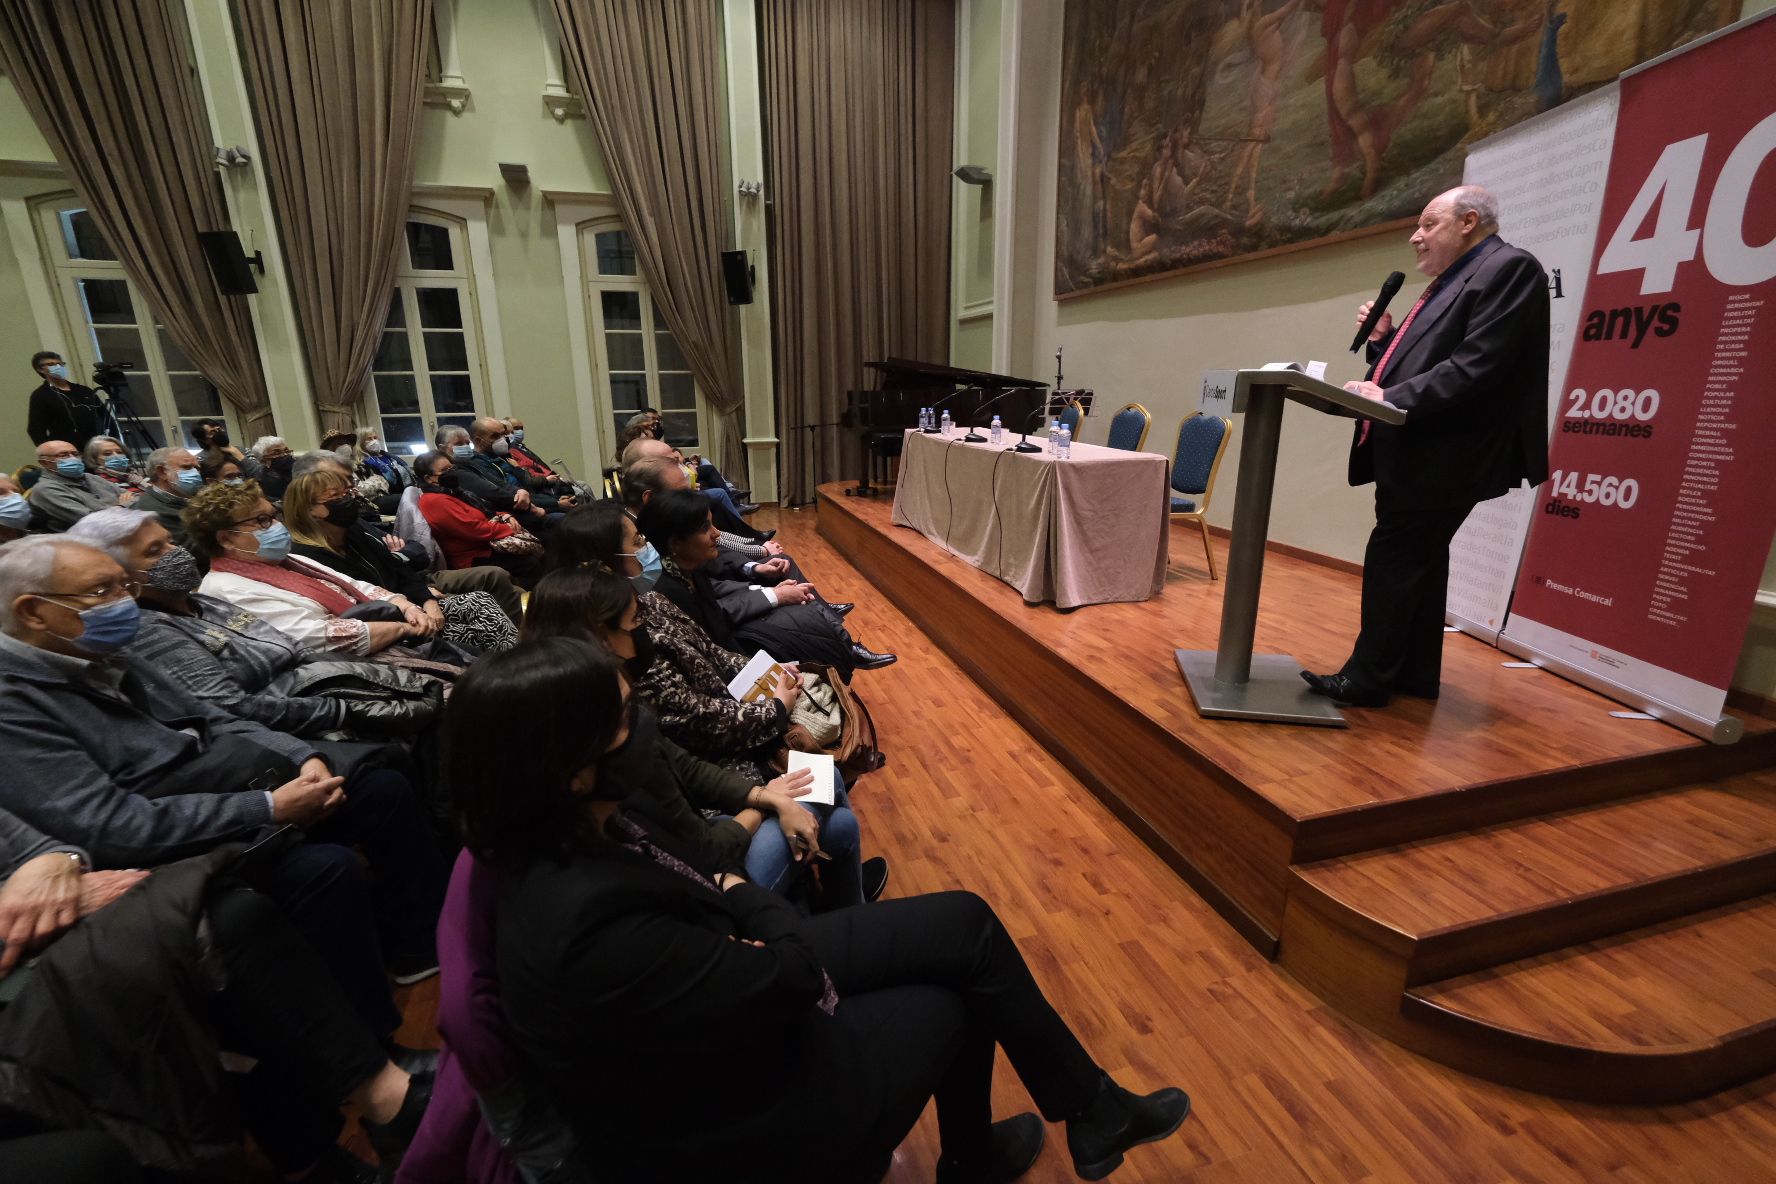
left=1445, top=87, right=1619, bottom=641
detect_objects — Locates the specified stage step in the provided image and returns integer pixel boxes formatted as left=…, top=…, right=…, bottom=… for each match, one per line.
left=1288, top=769, right=1776, bottom=986
left=1404, top=893, right=1776, bottom=1102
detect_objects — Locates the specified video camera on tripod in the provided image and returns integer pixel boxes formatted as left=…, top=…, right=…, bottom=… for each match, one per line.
left=91, top=359, right=133, bottom=394
left=88, top=360, right=158, bottom=459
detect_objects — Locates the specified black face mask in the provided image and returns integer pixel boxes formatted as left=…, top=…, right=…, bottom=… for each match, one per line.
left=625, top=623, right=657, bottom=681
left=595, top=700, right=658, bottom=796
left=269, top=455, right=294, bottom=476
left=209, top=431, right=230, bottom=448
left=437, top=470, right=462, bottom=490
left=322, top=497, right=362, bottom=527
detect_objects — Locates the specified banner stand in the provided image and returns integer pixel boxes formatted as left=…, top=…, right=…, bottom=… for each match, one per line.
left=1495, top=633, right=1743, bottom=744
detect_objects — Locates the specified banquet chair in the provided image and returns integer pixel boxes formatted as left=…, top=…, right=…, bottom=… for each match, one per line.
left=1057, top=399, right=1084, bottom=441
left=1106, top=403, right=1152, bottom=452
left=1169, top=412, right=1232, bottom=580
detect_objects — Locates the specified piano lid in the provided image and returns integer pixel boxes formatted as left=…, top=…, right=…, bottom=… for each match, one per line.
left=865, top=357, right=1049, bottom=391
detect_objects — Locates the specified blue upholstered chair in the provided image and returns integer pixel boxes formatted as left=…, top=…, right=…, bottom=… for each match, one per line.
left=1169, top=412, right=1232, bottom=579
left=1057, top=400, right=1083, bottom=441
left=1105, top=402, right=1151, bottom=452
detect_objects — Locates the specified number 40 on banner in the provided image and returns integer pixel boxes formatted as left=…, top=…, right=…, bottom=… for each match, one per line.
left=1596, top=111, right=1776, bottom=294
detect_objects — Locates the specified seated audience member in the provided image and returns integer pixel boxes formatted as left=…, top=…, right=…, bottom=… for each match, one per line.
left=28, top=438, right=121, bottom=531
left=522, top=566, right=885, bottom=907
left=0, top=473, right=30, bottom=542
left=498, top=416, right=576, bottom=494
left=132, top=444, right=204, bottom=542
left=413, top=450, right=543, bottom=588
left=622, top=452, right=771, bottom=558
left=624, top=436, right=763, bottom=538
left=198, top=452, right=245, bottom=486
left=249, top=435, right=295, bottom=499
left=191, top=417, right=263, bottom=482
left=433, top=424, right=560, bottom=534
left=285, top=470, right=516, bottom=655
left=452, top=640, right=1190, bottom=1183
left=83, top=435, right=146, bottom=498
left=356, top=425, right=417, bottom=514
left=0, top=535, right=446, bottom=1022
left=185, top=481, right=441, bottom=657
left=67, top=507, right=442, bottom=741
left=0, top=806, right=433, bottom=1181
left=637, top=489, right=895, bottom=675
left=470, top=417, right=573, bottom=516
left=545, top=502, right=799, bottom=780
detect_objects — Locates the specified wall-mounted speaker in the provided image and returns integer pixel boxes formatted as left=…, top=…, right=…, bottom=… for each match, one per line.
left=198, top=230, right=263, bottom=296
left=721, top=249, right=754, bottom=305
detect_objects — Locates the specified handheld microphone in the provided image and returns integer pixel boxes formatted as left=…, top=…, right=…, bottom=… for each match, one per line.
left=1350, top=271, right=1406, bottom=353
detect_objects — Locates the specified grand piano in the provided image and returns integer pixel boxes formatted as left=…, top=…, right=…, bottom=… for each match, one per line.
left=840, top=357, right=1050, bottom=495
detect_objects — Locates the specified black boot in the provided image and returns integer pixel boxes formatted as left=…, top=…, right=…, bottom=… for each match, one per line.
left=934, top=1112, right=1044, bottom=1184
left=1065, top=1074, right=1189, bottom=1181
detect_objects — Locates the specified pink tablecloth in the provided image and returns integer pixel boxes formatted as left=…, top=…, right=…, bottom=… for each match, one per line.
left=890, top=428, right=1169, bottom=608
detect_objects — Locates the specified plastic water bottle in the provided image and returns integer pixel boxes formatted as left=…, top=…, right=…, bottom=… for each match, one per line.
left=918, top=406, right=930, bottom=431
left=990, top=415, right=1003, bottom=446
left=1056, top=422, right=1072, bottom=460
left=940, top=409, right=953, bottom=435
left=1048, top=418, right=1060, bottom=452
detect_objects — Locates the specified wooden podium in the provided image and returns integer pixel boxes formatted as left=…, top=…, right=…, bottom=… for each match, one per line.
left=1176, top=367, right=1408, bottom=726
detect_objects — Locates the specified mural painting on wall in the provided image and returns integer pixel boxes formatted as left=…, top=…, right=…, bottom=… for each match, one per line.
left=1055, top=0, right=1738, bottom=296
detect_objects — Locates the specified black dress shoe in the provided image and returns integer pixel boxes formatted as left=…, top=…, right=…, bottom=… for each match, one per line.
left=1299, top=670, right=1390, bottom=708
left=862, top=856, right=889, bottom=902
left=752, top=529, right=776, bottom=544
left=1396, top=680, right=1440, bottom=701
left=736, top=501, right=761, bottom=515
left=849, top=643, right=897, bottom=670
left=1066, top=1075, right=1191, bottom=1182
left=935, top=1112, right=1045, bottom=1184
left=825, top=601, right=855, bottom=617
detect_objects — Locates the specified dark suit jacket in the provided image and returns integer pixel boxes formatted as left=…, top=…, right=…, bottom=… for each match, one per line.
left=1350, top=236, right=1550, bottom=507
left=449, top=454, right=518, bottom=513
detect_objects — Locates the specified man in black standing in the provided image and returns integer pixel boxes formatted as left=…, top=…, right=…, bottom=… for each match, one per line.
left=25, top=351, right=105, bottom=450
left=1302, top=185, right=1550, bottom=708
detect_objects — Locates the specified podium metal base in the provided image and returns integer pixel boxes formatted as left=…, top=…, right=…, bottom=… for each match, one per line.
left=1175, top=650, right=1348, bottom=727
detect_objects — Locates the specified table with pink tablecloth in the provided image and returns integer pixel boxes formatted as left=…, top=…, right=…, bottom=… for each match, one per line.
left=890, top=428, right=1169, bottom=608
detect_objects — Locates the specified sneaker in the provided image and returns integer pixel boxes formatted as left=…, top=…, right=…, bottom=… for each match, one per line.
left=363, top=1069, right=434, bottom=1177
left=1065, top=1075, right=1190, bottom=1181
left=935, top=1112, right=1044, bottom=1184
left=862, top=857, right=890, bottom=903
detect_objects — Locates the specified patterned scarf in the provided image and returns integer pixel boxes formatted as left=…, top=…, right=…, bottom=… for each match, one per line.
left=207, top=554, right=374, bottom=617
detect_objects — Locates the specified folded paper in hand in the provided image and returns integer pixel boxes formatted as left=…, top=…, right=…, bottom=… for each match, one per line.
left=786, top=750, right=837, bottom=806
left=727, top=650, right=789, bottom=703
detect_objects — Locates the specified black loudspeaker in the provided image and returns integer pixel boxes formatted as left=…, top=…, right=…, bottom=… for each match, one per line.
left=198, top=230, right=263, bottom=296
left=721, top=249, right=754, bottom=305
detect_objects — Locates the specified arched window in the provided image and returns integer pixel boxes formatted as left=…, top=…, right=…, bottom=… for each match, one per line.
left=32, top=196, right=232, bottom=454
left=581, top=221, right=704, bottom=450
left=365, top=211, right=489, bottom=456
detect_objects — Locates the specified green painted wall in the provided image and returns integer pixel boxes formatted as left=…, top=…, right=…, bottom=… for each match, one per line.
left=949, top=0, right=998, bottom=371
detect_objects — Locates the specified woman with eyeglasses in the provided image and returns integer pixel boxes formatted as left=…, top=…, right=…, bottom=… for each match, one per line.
left=183, top=481, right=438, bottom=657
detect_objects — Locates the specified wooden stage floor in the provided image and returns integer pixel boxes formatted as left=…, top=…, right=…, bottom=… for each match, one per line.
left=818, top=483, right=1776, bottom=1103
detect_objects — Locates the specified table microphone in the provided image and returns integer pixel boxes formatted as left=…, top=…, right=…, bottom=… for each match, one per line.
left=1350, top=271, right=1405, bottom=353
left=962, top=388, right=1021, bottom=442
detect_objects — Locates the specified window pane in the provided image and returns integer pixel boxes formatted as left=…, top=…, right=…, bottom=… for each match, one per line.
left=179, top=419, right=219, bottom=450
left=407, top=221, right=454, bottom=271
left=374, top=373, right=420, bottom=415
left=416, top=287, right=463, bottom=329
left=655, top=328, right=687, bottom=372
left=170, top=373, right=221, bottom=417
left=600, top=290, right=642, bottom=330
left=658, top=372, right=696, bottom=411
left=60, top=209, right=116, bottom=261
left=158, top=328, right=195, bottom=372
left=608, top=373, right=647, bottom=410
left=595, top=230, right=637, bottom=276
left=437, top=413, right=476, bottom=439
left=431, top=373, right=475, bottom=414
left=604, top=331, right=645, bottom=372
left=373, top=330, right=412, bottom=371
left=661, top=411, right=698, bottom=447
left=381, top=415, right=428, bottom=455
left=423, top=331, right=468, bottom=372
left=116, top=415, right=167, bottom=451
left=92, top=327, right=148, bottom=368
left=384, top=291, right=406, bottom=329
left=80, top=278, right=134, bottom=325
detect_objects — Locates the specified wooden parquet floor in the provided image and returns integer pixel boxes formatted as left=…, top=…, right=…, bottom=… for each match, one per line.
left=385, top=504, right=1776, bottom=1183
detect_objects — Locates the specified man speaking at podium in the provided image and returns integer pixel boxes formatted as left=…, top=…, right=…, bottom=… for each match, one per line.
left=1303, top=185, right=1549, bottom=709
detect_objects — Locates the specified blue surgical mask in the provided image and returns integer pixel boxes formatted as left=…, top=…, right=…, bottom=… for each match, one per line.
left=173, top=468, right=203, bottom=494
left=103, top=454, right=130, bottom=472
left=510, top=429, right=524, bottom=445
left=451, top=444, right=475, bottom=461
left=625, top=542, right=663, bottom=593
left=251, top=521, right=292, bottom=564
left=46, top=363, right=69, bottom=381
left=54, top=457, right=86, bottom=479
left=59, top=595, right=142, bottom=655
left=0, top=492, right=29, bottom=529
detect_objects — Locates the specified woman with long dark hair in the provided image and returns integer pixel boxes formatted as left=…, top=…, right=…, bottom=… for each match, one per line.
left=447, top=640, right=1189, bottom=1184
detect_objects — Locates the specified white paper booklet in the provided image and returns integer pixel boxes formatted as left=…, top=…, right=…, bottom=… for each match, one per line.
left=726, top=650, right=788, bottom=703
left=785, top=750, right=837, bottom=806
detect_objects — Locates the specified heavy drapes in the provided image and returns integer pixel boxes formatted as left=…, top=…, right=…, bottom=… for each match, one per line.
left=0, top=0, right=274, bottom=435
left=551, top=0, right=745, bottom=481
left=232, top=0, right=431, bottom=435
left=760, top=0, right=954, bottom=504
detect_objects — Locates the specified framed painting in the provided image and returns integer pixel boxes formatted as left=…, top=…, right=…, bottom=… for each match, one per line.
left=1055, top=0, right=1739, bottom=297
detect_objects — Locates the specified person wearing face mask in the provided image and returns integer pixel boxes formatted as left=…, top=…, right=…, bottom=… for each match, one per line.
left=82, top=435, right=147, bottom=500
left=249, top=436, right=295, bottom=500
left=67, top=507, right=443, bottom=743
left=130, top=446, right=205, bottom=545
left=198, top=453, right=246, bottom=486
left=190, top=417, right=264, bottom=483
left=0, top=473, right=32, bottom=542
left=412, top=450, right=544, bottom=589
left=25, top=351, right=105, bottom=450
left=463, top=417, right=574, bottom=523
left=354, top=425, right=416, bottom=514
left=29, top=438, right=123, bottom=532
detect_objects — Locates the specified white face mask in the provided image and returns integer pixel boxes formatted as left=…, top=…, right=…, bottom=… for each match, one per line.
left=365, top=439, right=386, bottom=454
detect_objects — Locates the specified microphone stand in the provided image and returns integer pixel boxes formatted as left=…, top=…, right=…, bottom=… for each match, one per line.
left=922, top=386, right=977, bottom=433
left=961, top=388, right=1021, bottom=443
left=1012, top=406, right=1047, bottom=453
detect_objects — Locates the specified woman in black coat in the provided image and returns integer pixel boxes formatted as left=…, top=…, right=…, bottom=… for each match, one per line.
left=448, top=639, right=1189, bottom=1184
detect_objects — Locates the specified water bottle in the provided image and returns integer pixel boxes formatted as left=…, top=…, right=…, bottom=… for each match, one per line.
left=1048, top=418, right=1060, bottom=452
left=940, top=409, right=953, bottom=435
left=990, top=415, right=1003, bottom=446
left=1056, top=422, right=1072, bottom=460
left=918, top=406, right=929, bottom=431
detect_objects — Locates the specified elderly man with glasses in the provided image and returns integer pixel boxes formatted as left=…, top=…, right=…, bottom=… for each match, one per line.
left=28, top=438, right=121, bottom=533
left=131, top=445, right=204, bottom=544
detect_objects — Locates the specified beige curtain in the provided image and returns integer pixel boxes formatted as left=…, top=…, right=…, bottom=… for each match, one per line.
left=760, top=0, right=954, bottom=505
left=551, top=0, right=745, bottom=481
left=232, top=0, right=431, bottom=434
left=0, top=0, right=274, bottom=435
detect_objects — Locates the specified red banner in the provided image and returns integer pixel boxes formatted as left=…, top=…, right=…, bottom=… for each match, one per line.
left=1504, top=15, right=1776, bottom=728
